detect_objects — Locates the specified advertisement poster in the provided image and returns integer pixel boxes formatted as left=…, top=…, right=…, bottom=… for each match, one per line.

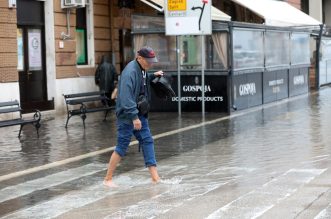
left=17, top=29, right=24, bottom=71
left=28, top=29, right=42, bottom=70
left=150, top=74, right=228, bottom=112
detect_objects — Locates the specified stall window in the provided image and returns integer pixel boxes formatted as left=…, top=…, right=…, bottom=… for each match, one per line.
left=232, top=29, right=264, bottom=70
left=207, top=32, right=228, bottom=70
left=319, top=38, right=331, bottom=85
left=291, top=33, right=310, bottom=65
left=320, top=38, right=331, bottom=61
left=265, top=31, right=290, bottom=67
left=134, top=33, right=177, bottom=70
left=180, top=36, right=201, bottom=70
left=76, top=4, right=94, bottom=66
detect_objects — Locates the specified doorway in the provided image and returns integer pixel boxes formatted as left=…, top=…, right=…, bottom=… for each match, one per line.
left=17, top=0, right=53, bottom=113
left=119, top=29, right=133, bottom=70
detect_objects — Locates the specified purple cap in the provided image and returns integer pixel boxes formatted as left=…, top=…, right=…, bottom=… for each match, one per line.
left=137, top=46, right=158, bottom=63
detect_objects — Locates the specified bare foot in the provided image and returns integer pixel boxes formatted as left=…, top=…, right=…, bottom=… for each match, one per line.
left=103, top=180, right=118, bottom=188
left=152, top=178, right=160, bottom=185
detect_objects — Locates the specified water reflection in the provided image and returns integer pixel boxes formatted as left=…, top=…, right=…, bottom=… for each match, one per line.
left=1, top=87, right=331, bottom=218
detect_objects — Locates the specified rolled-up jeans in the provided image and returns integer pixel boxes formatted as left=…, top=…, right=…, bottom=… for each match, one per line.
left=115, top=115, right=157, bottom=167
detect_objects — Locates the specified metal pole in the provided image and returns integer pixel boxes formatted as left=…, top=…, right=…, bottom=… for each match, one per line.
left=315, top=24, right=324, bottom=89
left=229, top=22, right=235, bottom=112
left=177, top=36, right=182, bottom=115
left=201, top=35, right=205, bottom=116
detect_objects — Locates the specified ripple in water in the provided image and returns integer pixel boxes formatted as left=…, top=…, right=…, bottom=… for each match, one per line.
left=160, top=176, right=183, bottom=185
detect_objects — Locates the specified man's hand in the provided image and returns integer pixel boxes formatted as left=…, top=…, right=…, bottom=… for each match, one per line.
left=154, top=70, right=164, bottom=77
left=133, top=118, right=142, bottom=130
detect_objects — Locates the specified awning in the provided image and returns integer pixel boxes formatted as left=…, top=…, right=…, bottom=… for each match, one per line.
left=140, top=0, right=231, bottom=21
left=231, top=0, right=321, bottom=26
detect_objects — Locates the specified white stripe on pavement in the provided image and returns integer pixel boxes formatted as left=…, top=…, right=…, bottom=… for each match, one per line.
left=105, top=183, right=227, bottom=219
left=104, top=166, right=257, bottom=219
left=1, top=164, right=190, bottom=219
left=206, top=168, right=327, bottom=219
left=0, top=146, right=115, bottom=183
left=1, top=165, right=256, bottom=219
left=1, top=182, right=119, bottom=219
left=315, top=203, right=331, bottom=219
left=0, top=163, right=107, bottom=203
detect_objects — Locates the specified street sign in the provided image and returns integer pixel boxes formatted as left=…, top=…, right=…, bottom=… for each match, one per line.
left=165, top=0, right=212, bottom=35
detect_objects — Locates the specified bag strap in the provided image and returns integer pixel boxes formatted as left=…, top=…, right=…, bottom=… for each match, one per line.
left=139, top=71, right=147, bottom=96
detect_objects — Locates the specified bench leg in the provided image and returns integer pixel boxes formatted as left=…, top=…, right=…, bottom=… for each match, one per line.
left=18, top=124, right=23, bottom=138
left=18, top=123, right=40, bottom=138
left=65, top=114, right=71, bottom=128
left=35, top=122, right=41, bottom=138
left=104, top=110, right=109, bottom=121
left=81, top=113, right=86, bottom=129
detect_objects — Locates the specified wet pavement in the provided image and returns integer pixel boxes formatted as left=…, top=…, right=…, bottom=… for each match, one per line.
left=0, top=86, right=331, bottom=219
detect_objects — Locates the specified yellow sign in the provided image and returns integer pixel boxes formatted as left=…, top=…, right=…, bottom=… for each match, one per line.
left=168, top=0, right=186, bottom=11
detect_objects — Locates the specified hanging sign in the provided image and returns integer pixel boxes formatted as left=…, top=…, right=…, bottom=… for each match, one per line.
left=165, top=0, right=212, bottom=35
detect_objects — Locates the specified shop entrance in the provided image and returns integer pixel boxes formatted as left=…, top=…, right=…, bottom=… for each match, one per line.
left=17, top=0, right=53, bottom=113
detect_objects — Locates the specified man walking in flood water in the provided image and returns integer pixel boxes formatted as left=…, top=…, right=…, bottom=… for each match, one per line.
left=103, top=46, right=163, bottom=187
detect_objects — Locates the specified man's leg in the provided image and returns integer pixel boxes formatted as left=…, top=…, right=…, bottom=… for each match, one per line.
left=104, top=120, right=133, bottom=187
left=104, top=151, right=121, bottom=187
left=148, top=165, right=160, bottom=183
left=134, top=116, right=160, bottom=183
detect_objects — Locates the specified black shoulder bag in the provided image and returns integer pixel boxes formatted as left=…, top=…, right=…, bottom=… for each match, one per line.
left=137, top=71, right=150, bottom=115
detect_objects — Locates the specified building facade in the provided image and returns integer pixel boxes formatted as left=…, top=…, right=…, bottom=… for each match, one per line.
left=0, top=0, right=158, bottom=114
left=0, top=0, right=329, bottom=114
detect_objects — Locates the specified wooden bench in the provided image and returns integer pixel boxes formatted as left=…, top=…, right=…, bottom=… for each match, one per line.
left=63, top=91, right=114, bottom=128
left=0, top=100, right=41, bottom=137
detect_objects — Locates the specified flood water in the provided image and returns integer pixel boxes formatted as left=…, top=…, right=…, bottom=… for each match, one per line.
left=0, top=86, right=331, bottom=218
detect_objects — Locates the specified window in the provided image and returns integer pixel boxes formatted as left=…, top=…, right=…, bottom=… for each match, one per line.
left=265, top=31, right=290, bottom=67
left=232, top=29, right=264, bottom=70
left=76, top=7, right=87, bottom=65
left=134, top=33, right=177, bottom=71
left=75, top=3, right=94, bottom=66
left=207, top=33, right=228, bottom=70
left=180, top=36, right=201, bottom=70
left=291, top=33, right=310, bottom=65
left=301, top=0, right=309, bottom=14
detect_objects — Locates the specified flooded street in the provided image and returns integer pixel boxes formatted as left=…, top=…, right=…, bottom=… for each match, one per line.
left=0, top=86, right=331, bottom=218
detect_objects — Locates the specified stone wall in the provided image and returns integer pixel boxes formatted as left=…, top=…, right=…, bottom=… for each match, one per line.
left=0, top=2, right=18, bottom=82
